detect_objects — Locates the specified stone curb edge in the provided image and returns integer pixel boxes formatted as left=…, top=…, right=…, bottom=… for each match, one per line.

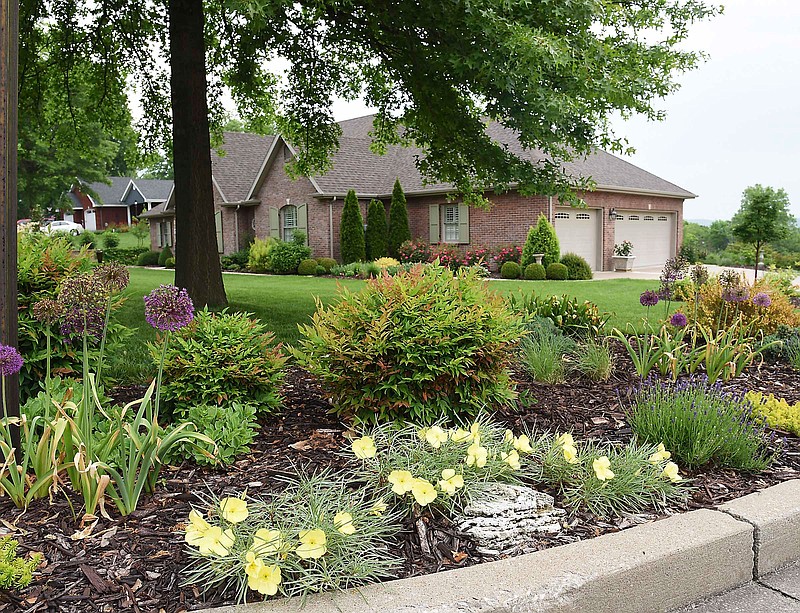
left=203, top=479, right=800, bottom=613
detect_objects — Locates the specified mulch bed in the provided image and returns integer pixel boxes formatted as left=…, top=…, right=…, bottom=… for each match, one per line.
left=2, top=350, right=799, bottom=612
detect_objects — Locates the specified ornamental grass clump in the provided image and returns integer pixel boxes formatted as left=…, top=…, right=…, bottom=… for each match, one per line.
left=181, top=474, right=400, bottom=603
left=628, top=377, right=779, bottom=471
left=295, top=265, right=522, bottom=423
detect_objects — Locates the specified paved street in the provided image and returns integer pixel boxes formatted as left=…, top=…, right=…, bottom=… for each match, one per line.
left=676, top=563, right=800, bottom=612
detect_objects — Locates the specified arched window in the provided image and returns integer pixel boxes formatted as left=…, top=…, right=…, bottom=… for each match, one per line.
left=281, top=205, right=298, bottom=242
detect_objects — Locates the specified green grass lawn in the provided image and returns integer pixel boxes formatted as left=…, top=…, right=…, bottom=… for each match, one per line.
left=107, top=268, right=662, bottom=383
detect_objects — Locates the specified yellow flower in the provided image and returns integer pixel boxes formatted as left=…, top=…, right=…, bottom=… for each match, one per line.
left=450, top=428, right=472, bottom=443
left=185, top=509, right=211, bottom=547
left=352, top=436, right=377, bottom=459
left=425, top=426, right=449, bottom=449
left=501, top=450, right=521, bottom=470
left=438, top=469, right=465, bottom=495
left=195, top=526, right=235, bottom=557
left=469, top=422, right=481, bottom=442
left=220, top=497, right=249, bottom=524
left=296, top=529, right=327, bottom=559
left=252, top=528, right=282, bottom=555
left=368, top=500, right=388, bottom=516
left=513, top=434, right=533, bottom=454
left=244, top=550, right=262, bottom=576
left=388, top=470, right=415, bottom=495
left=662, top=461, right=681, bottom=482
left=411, top=478, right=438, bottom=506
left=465, top=443, right=488, bottom=468
left=244, top=553, right=282, bottom=596
left=504, top=429, right=514, bottom=443
left=556, top=432, right=574, bottom=448
left=593, top=456, right=615, bottom=481
left=562, top=444, right=579, bottom=464
left=334, top=511, right=356, bottom=535
left=649, top=443, right=672, bottom=464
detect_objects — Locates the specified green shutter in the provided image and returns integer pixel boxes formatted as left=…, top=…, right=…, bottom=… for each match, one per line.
left=297, top=203, right=308, bottom=243
left=458, top=204, right=470, bottom=244
left=429, top=204, right=440, bottom=243
left=215, top=211, right=223, bottom=253
left=156, top=222, right=162, bottom=248
left=269, top=207, right=280, bottom=239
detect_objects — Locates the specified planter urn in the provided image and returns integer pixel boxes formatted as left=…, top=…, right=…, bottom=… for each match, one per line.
left=612, top=255, right=636, bottom=271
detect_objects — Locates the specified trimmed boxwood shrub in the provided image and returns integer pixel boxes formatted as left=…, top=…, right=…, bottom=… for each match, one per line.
left=136, top=250, right=160, bottom=266
left=103, top=247, right=148, bottom=265
left=560, top=253, right=593, bottom=280
left=297, top=258, right=318, bottom=275
left=524, top=263, right=546, bottom=280
left=158, top=245, right=174, bottom=266
left=317, top=257, right=337, bottom=272
left=546, top=262, right=569, bottom=280
left=157, top=309, right=287, bottom=416
left=500, top=261, right=521, bottom=279
left=295, top=265, right=523, bottom=423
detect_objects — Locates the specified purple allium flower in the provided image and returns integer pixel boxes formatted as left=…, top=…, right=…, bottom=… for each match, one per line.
left=144, top=285, right=195, bottom=331
left=718, top=269, right=742, bottom=290
left=93, top=262, right=130, bottom=293
left=640, top=290, right=659, bottom=307
left=690, top=264, right=709, bottom=287
left=669, top=312, right=688, bottom=328
left=32, top=299, right=64, bottom=325
left=0, top=345, right=23, bottom=377
left=753, top=292, right=772, bottom=308
left=722, top=286, right=750, bottom=303
left=58, top=273, right=108, bottom=340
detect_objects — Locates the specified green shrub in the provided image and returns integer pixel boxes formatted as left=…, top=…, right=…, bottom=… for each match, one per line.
left=359, top=261, right=381, bottom=278
left=317, top=257, right=337, bottom=272
left=560, top=253, right=593, bottom=280
left=506, top=292, right=609, bottom=338
left=573, top=340, right=614, bottom=381
left=500, top=261, right=521, bottom=279
left=546, top=262, right=569, bottom=280
left=248, top=237, right=277, bottom=273
left=136, top=250, right=160, bottom=266
left=365, top=198, right=388, bottom=260
left=78, top=231, right=96, bottom=248
left=165, top=257, right=176, bottom=268
left=628, top=378, right=777, bottom=471
left=158, top=309, right=286, bottom=416
left=340, top=189, right=366, bottom=264
left=387, top=179, right=411, bottom=258
left=220, top=247, right=251, bottom=271
left=103, top=247, right=148, bottom=265
left=524, top=263, right=546, bottom=280
left=0, top=537, right=41, bottom=590
left=171, top=403, right=259, bottom=466
left=518, top=322, right=576, bottom=384
left=296, top=265, right=523, bottom=423
left=397, top=238, right=431, bottom=263
left=158, top=245, right=174, bottom=266
left=102, top=232, right=120, bottom=249
left=522, top=215, right=560, bottom=268
left=315, top=265, right=326, bottom=275
left=297, top=258, right=318, bottom=275
left=268, top=240, right=312, bottom=274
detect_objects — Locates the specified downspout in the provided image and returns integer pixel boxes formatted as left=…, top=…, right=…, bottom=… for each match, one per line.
left=548, top=196, right=553, bottom=222
left=234, top=204, right=241, bottom=252
left=329, top=197, right=336, bottom=259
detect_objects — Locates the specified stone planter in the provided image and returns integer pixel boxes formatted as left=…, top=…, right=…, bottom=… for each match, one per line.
left=613, top=255, right=636, bottom=271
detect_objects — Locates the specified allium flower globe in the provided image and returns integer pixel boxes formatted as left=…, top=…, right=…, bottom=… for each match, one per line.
left=753, top=292, right=772, bottom=308
left=0, top=345, right=23, bottom=377
left=31, top=299, right=64, bottom=325
left=58, top=273, right=107, bottom=339
left=669, top=312, right=688, bottom=328
left=144, top=285, right=195, bottom=331
left=640, top=290, right=659, bottom=307
left=93, top=262, right=130, bottom=293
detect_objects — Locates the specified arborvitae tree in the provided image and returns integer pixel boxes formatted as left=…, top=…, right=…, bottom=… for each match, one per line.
left=340, top=189, right=366, bottom=264
left=521, top=214, right=560, bottom=268
left=387, top=179, right=411, bottom=258
left=365, top=198, right=389, bottom=260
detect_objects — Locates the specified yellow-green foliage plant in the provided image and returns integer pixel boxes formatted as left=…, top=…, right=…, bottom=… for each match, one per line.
left=746, top=391, right=800, bottom=436
left=181, top=474, right=400, bottom=603
left=295, top=265, right=523, bottom=423
left=247, top=237, right=277, bottom=273
left=0, top=537, right=41, bottom=589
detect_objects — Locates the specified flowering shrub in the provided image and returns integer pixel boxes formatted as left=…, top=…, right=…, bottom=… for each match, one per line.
left=493, top=245, right=523, bottom=267
left=0, top=537, right=41, bottom=589
left=396, top=238, right=432, bottom=263
left=746, top=391, right=800, bottom=437
left=428, top=244, right=463, bottom=270
left=295, top=265, right=522, bottom=423
left=181, top=475, right=400, bottom=602
left=462, top=246, right=491, bottom=268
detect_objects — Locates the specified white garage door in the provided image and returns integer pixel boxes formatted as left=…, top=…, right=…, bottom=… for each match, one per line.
left=614, top=211, right=675, bottom=268
left=553, top=207, right=601, bottom=270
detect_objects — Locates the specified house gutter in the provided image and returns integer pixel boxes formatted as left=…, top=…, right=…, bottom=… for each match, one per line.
left=329, top=197, right=335, bottom=259
left=234, top=205, right=241, bottom=252
left=548, top=196, right=553, bottom=222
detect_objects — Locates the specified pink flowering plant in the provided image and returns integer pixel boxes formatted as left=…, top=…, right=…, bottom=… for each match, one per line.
left=493, top=245, right=523, bottom=267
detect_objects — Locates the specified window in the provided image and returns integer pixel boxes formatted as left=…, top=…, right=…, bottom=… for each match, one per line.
left=644, top=215, right=654, bottom=221
left=442, top=205, right=460, bottom=243
left=658, top=215, right=668, bottom=222
left=576, top=213, right=591, bottom=220
left=627, top=215, right=640, bottom=221
left=281, top=205, right=297, bottom=242
left=159, top=221, right=173, bottom=247
left=554, top=212, right=570, bottom=219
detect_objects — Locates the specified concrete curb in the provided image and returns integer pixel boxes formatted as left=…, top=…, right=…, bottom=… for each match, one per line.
left=204, top=480, right=800, bottom=613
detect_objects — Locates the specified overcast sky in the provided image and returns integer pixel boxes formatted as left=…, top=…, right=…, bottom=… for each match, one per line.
left=326, top=0, right=800, bottom=223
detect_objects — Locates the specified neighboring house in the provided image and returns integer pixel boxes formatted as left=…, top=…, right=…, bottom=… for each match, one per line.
left=68, top=177, right=174, bottom=231
left=146, top=115, right=695, bottom=271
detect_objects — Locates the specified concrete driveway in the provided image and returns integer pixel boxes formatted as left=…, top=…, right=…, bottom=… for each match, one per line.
left=594, top=264, right=800, bottom=286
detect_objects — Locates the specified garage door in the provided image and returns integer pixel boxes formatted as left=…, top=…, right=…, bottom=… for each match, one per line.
left=614, top=211, right=675, bottom=268
left=553, top=207, right=601, bottom=270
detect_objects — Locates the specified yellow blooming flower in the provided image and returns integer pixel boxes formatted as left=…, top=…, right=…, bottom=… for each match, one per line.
left=334, top=511, right=356, bottom=535
left=252, top=528, right=282, bottom=555
left=513, top=434, right=533, bottom=454
left=425, top=426, right=449, bottom=449
left=184, top=509, right=211, bottom=546
left=649, top=443, right=671, bottom=464
left=501, top=450, right=521, bottom=470
left=562, top=444, right=579, bottom=464
left=368, top=500, right=388, bottom=516
left=469, top=422, right=481, bottom=442
left=593, top=456, right=615, bottom=481
left=352, top=436, right=377, bottom=459
left=438, top=469, right=465, bottom=495
left=465, top=443, right=488, bottom=468
left=388, top=470, right=415, bottom=495
left=556, top=433, right=574, bottom=448
left=296, top=529, right=327, bottom=559
left=504, top=429, right=514, bottom=443
left=410, top=478, right=438, bottom=506
left=450, top=428, right=472, bottom=443
left=219, top=497, right=249, bottom=523
left=195, top=526, right=236, bottom=557
left=244, top=552, right=282, bottom=596
left=662, top=461, right=681, bottom=482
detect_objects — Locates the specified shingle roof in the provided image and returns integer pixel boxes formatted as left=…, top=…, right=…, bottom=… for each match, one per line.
left=133, top=179, right=174, bottom=201
left=212, top=132, right=275, bottom=202
left=139, top=202, right=170, bottom=218
left=85, top=177, right=131, bottom=205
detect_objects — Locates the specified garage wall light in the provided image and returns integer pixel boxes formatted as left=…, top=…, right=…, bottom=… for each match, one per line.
left=609, top=208, right=617, bottom=220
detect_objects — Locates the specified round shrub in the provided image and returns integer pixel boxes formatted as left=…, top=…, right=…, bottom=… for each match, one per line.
left=315, top=265, right=326, bottom=275
left=317, top=257, right=337, bottom=272
left=560, top=253, right=593, bottom=280
left=546, top=263, right=568, bottom=280
left=136, top=250, right=160, bottom=266
left=296, top=265, right=523, bottom=423
left=270, top=240, right=312, bottom=274
left=102, top=232, right=120, bottom=249
left=500, top=261, right=521, bottom=279
left=157, top=309, right=287, bottom=416
left=158, top=245, right=174, bottom=267
left=247, top=237, right=277, bottom=273
left=78, top=232, right=96, bottom=249
left=297, top=258, right=318, bottom=275
left=164, top=257, right=176, bottom=269
left=524, top=263, right=546, bottom=280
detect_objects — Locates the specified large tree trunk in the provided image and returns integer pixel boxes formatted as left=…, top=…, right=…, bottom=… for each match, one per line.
left=168, top=0, right=227, bottom=308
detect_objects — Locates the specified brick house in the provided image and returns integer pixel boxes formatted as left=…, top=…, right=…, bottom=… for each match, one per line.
left=146, top=115, right=695, bottom=271
left=68, top=177, right=173, bottom=231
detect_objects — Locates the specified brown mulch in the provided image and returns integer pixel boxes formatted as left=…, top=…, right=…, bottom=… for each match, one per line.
left=1, top=357, right=799, bottom=612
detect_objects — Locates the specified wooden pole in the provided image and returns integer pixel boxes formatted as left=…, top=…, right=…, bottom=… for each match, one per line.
left=0, top=0, right=19, bottom=439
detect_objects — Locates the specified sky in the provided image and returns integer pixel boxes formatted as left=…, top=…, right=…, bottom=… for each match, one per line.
left=325, top=0, right=800, bottom=223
